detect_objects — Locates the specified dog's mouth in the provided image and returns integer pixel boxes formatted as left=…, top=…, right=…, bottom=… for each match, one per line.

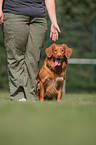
left=53, top=59, right=62, bottom=67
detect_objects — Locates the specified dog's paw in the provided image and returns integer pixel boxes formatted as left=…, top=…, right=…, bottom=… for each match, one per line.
left=40, top=98, right=44, bottom=101
left=57, top=99, right=61, bottom=102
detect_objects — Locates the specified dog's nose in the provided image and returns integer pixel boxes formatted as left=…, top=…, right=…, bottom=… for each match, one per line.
left=57, top=54, right=61, bottom=58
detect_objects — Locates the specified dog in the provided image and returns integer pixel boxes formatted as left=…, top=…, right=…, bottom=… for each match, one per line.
left=36, top=44, right=72, bottom=101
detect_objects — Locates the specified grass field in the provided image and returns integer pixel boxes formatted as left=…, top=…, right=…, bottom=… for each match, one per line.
left=0, top=91, right=96, bottom=145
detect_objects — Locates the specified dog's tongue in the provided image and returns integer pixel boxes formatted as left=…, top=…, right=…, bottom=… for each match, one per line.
left=53, top=59, right=62, bottom=67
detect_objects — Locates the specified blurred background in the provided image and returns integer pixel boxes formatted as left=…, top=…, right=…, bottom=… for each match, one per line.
left=0, top=0, right=96, bottom=93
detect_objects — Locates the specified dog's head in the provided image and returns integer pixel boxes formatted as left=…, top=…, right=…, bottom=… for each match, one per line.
left=46, top=44, right=72, bottom=67
left=46, top=44, right=72, bottom=59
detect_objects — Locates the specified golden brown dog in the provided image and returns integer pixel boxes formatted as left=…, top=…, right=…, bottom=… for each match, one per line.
left=36, top=44, right=72, bottom=101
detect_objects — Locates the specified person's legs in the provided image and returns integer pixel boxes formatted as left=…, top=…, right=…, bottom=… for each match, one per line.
left=24, top=17, right=47, bottom=100
left=3, top=13, right=29, bottom=101
left=3, top=13, right=47, bottom=101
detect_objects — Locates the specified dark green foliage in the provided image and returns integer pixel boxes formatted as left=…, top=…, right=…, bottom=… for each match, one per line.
left=0, top=26, right=8, bottom=89
left=57, top=0, right=96, bottom=22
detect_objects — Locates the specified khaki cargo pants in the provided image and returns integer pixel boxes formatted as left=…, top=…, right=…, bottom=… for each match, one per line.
left=3, top=13, right=47, bottom=101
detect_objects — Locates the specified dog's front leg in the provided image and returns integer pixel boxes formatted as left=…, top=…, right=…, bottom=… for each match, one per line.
left=40, top=82, right=45, bottom=101
left=57, top=88, right=62, bottom=102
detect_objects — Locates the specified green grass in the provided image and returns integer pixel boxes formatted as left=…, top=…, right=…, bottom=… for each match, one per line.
left=0, top=91, right=96, bottom=145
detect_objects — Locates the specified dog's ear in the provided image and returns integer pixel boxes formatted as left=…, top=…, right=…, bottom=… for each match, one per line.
left=46, top=44, right=56, bottom=58
left=62, top=44, right=72, bottom=58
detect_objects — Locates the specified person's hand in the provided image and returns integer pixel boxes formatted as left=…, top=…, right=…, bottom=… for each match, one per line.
left=50, top=23, right=61, bottom=41
left=0, top=10, right=3, bottom=25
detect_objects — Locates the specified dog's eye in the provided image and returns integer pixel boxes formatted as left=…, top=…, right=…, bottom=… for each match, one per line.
left=54, top=50, right=57, bottom=52
left=61, top=50, right=64, bottom=52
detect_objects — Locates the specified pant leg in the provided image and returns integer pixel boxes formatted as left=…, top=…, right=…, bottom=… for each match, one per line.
left=3, top=13, right=29, bottom=101
left=24, top=17, right=47, bottom=100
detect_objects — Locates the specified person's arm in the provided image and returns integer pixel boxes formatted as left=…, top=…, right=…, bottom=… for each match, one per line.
left=45, top=0, right=61, bottom=41
left=0, top=0, right=3, bottom=25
